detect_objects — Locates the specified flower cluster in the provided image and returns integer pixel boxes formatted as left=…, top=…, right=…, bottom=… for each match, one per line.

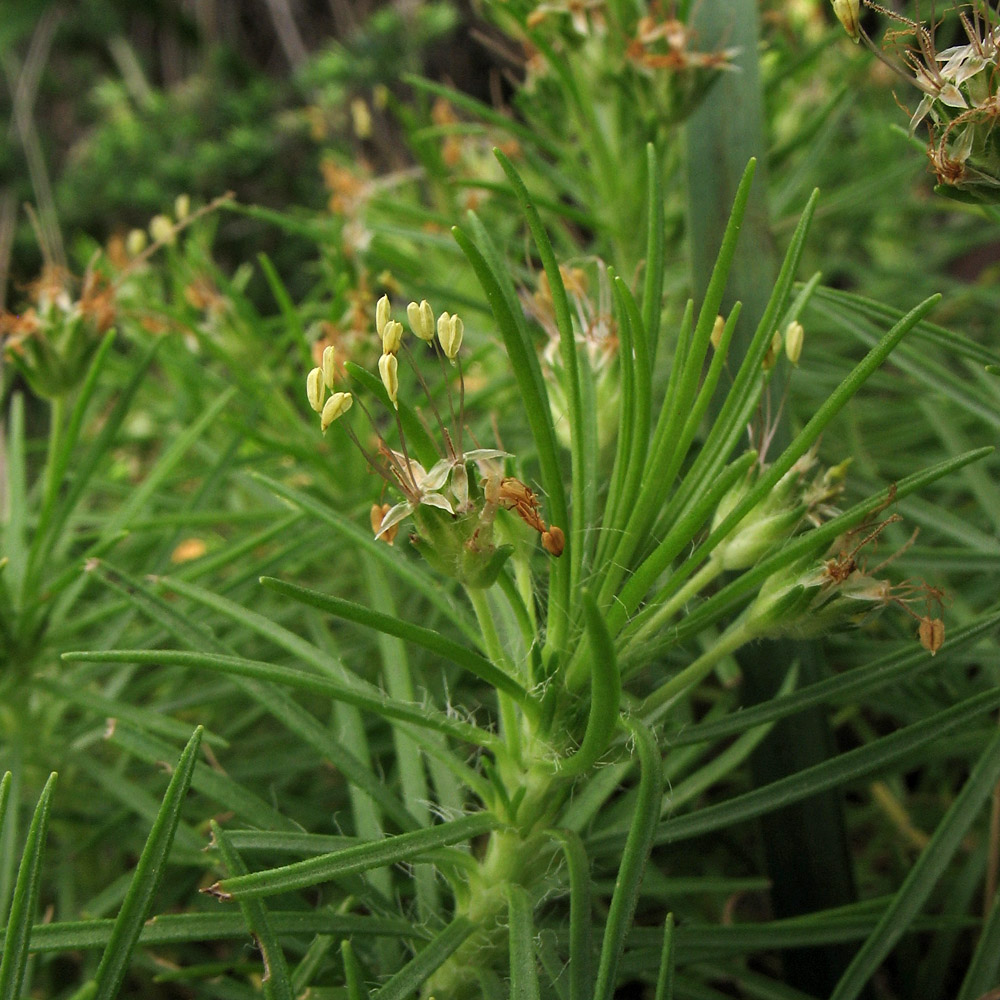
left=833, top=0, right=1000, bottom=199
left=306, top=294, right=564, bottom=586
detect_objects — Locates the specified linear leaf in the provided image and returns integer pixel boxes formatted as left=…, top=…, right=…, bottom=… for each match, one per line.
left=0, top=772, right=56, bottom=1000
left=508, top=883, right=541, bottom=1000
left=646, top=688, right=1000, bottom=848
left=211, top=822, right=293, bottom=1000
left=830, top=725, right=1000, bottom=1000
left=593, top=718, right=662, bottom=1000
left=92, top=727, right=203, bottom=1000
left=371, top=917, right=474, bottom=1000
left=260, top=576, right=530, bottom=705
left=215, top=813, right=499, bottom=899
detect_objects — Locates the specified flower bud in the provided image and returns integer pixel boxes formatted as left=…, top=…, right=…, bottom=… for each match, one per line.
left=126, top=228, right=148, bottom=256
left=320, top=391, right=353, bottom=432
left=762, top=329, right=783, bottom=371
left=378, top=352, right=399, bottom=408
left=381, top=319, right=404, bottom=355
left=306, top=367, right=326, bottom=412
left=321, top=345, right=337, bottom=389
left=174, top=193, right=191, bottom=220
left=831, top=0, right=860, bottom=42
left=438, top=312, right=464, bottom=362
left=149, top=214, right=176, bottom=245
left=710, top=315, right=725, bottom=350
left=784, top=320, right=804, bottom=366
left=350, top=98, right=372, bottom=139
left=376, top=294, right=391, bottom=338
left=407, top=300, right=435, bottom=341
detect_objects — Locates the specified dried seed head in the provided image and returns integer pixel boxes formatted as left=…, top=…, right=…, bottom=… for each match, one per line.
left=918, top=616, right=945, bottom=655
left=407, top=300, right=435, bottom=342
left=542, top=525, right=565, bottom=557
left=321, top=391, right=353, bottom=432
left=370, top=503, right=399, bottom=544
left=378, top=352, right=399, bottom=408
left=306, top=367, right=326, bottom=412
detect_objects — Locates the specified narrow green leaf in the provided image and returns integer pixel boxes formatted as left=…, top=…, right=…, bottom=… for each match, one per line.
left=555, top=591, right=622, bottom=776
left=371, top=917, right=474, bottom=1000
left=647, top=688, right=1000, bottom=848
left=958, top=882, right=1000, bottom=1000
left=254, top=473, right=477, bottom=641
left=342, top=939, right=369, bottom=1000
left=92, top=727, right=203, bottom=1000
left=451, top=219, right=570, bottom=650
left=88, top=564, right=421, bottom=832
left=654, top=915, right=676, bottom=1000
left=211, top=822, right=293, bottom=1000
left=625, top=292, right=942, bottom=631
left=593, top=718, right=662, bottom=1000
left=667, top=609, right=1000, bottom=747
left=508, top=884, right=541, bottom=1000
left=3, top=395, right=28, bottom=596
left=260, top=576, right=531, bottom=705
left=64, top=648, right=498, bottom=750
left=11, top=911, right=428, bottom=953
left=548, top=829, right=592, bottom=1000
left=215, top=813, right=499, bottom=899
left=830, top=725, right=1000, bottom=1000
left=494, top=148, right=586, bottom=598
left=0, top=772, right=56, bottom=1000
left=642, top=143, right=665, bottom=366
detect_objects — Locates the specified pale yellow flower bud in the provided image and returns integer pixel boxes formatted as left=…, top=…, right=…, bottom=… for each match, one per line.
left=438, top=312, right=464, bottom=362
left=407, top=300, right=435, bottom=342
left=381, top=319, right=404, bottom=355
left=784, top=321, right=804, bottom=366
left=378, top=352, right=399, bottom=408
left=376, top=294, right=391, bottom=338
left=710, top=315, right=725, bottom=350
left=174, top=193, right=191, bottom=220
left=831, top=0, right=860, bottom=42
left=321, top=345, right=337, bottom=389
left=762, top=330, right=783, bottom=371
left=350, top=98, right=372, bottom=139
left=306, top=367, right=326, bottom=412
left=149, top=214, right=176, bottom=245
left=126, top=228, right=148, bottom=257
left=321, top=391, right=353, bottom=432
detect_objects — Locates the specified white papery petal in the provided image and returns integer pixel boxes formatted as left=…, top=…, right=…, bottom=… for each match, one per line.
left=377, top=502, right=414, bottom=537
left=422, top=459, right=453, bottom=492
left=422, top=493, right=455, bottom=514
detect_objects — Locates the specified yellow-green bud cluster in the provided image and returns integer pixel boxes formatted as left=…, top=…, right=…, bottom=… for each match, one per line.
left=306, top=344, right=354, bottom=433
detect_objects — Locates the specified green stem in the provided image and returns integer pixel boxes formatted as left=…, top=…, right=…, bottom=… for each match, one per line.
left=637, top=620, right=754, bottom=725
left=623, top=559, right=723, bottom=659
left=467, top=587, right=524, bottom=762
